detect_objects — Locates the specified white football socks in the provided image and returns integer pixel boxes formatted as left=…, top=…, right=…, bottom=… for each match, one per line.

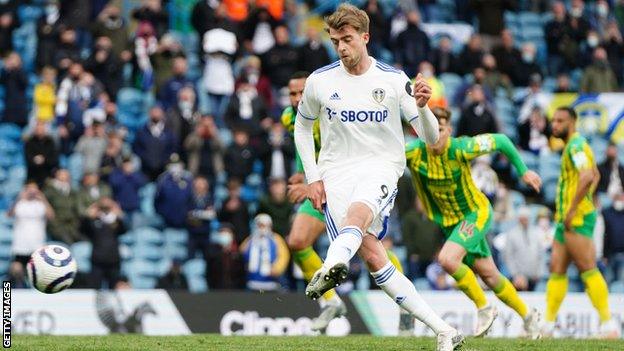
left=323, top=225, right=363, bottom=269
left=371, top=261, right=453, bottom=334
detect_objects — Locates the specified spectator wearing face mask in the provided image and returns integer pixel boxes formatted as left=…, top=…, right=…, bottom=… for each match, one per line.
left=90, top=4, right=131, bottom=62
left=225, top=77, right=270, bottom=139
left=429, top=35, right=459, bottom=75
left=108, top=156, right=148, bottom=218
left=133, top=105, right=178, bottom=181
left=237, top=55, right=273, bottom=110
left=598, top=142, right=624, bottom=198
left=184, top=116, right=224, bottom=188
left=82, top=197, right=126, bottom=289
left=24, top=121, right=59, bottom=188
left=8, top=182, right=55, bottom=288
left=207, top=223, right=245, bottom=289
left=186, top=176, right=216, bottom=260
left=0, top=52, right=28, bottom=127
left=416, top=61, right=447, bottom=108
left=603, top=192, right=624, bottom=283
left=501, top=207, right=548, bottom=291
left=75, top=121, right=108, bottom=174
left=590, top=0, right=614, bottom=37
left=77, top=172, right=112, bottom=217
left=240, top=214, right=290, bottom=291
left=393, top=10, right=430, bottom=78
left=154, top=156, right=193, bottom=228
left=518, top=107, right=552, bottom=156
left=603, top=22, right=624, bottom=86
left=456, top=85, right=499, bottom=137
left=580, top=47, right=618, bottom=93
left=512, top=43, right=543, bottom=87
left=33, top=66, right=57, bottom=124
left=44, top=169, right=82, bottom=244
left=202, top=17, right=237, bottom=127
left=158, top=57, right=195, bottom=111
left=166, top=86, right=201, bottom=153
left=218, top=179, right=250, bottom=243
left=85, top=36, right=123, bottom=100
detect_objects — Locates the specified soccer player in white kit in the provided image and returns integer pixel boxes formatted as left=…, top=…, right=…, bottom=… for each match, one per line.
left=294, top=4, right=464, bottom=350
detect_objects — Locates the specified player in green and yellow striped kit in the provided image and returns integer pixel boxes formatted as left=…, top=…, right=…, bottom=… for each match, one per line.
left=282, top=72, right=412, bottom=333
left=405, top=107, right=542, bottom=338
left=281, top=72, right=347, bottom=332
left=543, top=107, right=619, bottom=338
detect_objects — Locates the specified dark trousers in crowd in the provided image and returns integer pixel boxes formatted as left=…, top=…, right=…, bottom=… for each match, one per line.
left=90, top=261, right=121, bottom=290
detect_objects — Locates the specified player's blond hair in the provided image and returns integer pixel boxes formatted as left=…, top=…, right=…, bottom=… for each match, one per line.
left=431, top=107, right=452, bottom=124
left=325, top=4, right=369, bottom=34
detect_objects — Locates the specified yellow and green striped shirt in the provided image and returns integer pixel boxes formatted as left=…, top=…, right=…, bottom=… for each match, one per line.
left=405, top=134, right=529, bottom=229
left=555, top=132, right=596, bottom=225
left=281, top=106, right=321, bottom=172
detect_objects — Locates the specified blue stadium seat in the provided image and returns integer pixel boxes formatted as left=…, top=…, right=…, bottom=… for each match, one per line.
left=187, top=275, right=208, bottom=293
left=439, top=73, right=463, bottom=99
left=133, top=242, right=164, bottom=262
left=163, top=243, right=188, bottom=261
left=126, top=259, right=160, bottom=277
left=128, top=275, right=156, bottom=289
left=163, top=228, right=188, bottom=245
left=183, top=258, right=206, bottom=277
left=0, top=243, right=10, bottom=260
left=0, top=124, right=22, bottom=141
left=134, top=226, right=164, bottom=246
left=518, top=12, right=542, bottom=28
left=610, top=281, right=624, bottom=293
left=17, top=6, right=44, bottom=24
left=67, top=153, right=83, bottom=185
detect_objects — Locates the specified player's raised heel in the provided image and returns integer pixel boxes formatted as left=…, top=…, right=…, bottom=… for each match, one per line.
left=305, top=263, right=349, bottom=300
left=475, top=305, right=498, bottom=337
left=437, top=330, right=465, bottom=351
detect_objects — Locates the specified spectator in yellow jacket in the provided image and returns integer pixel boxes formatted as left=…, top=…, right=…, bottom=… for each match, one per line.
left=33, top=66, right=57, bottom=123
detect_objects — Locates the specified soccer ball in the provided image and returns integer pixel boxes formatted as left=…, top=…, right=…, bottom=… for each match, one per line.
left=27, top=245, right=78, bottom=294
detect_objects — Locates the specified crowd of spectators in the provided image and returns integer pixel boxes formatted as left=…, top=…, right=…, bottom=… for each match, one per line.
left=0, top=0, right=623, bottom=292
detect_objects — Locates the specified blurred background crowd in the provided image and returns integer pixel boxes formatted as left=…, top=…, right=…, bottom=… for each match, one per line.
left=0, top=0, right=623, bottom=295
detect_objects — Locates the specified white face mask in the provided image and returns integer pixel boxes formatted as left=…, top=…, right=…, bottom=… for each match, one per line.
left=213, top=231, right=233, bottom=247
left=571, top=7, right=583, bottom=18
left=597, top=4, right=609, bottom=18
left=522, top=52, right=535, bottom=63
left=614, top=200, right=624, bottom=211
left=100, top=212, right=117, bottom=224
left=588, top=36, right=600, bottom=48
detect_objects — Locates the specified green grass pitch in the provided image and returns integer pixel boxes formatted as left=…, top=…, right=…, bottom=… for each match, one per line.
left=9, top=335, right=624, bottom=351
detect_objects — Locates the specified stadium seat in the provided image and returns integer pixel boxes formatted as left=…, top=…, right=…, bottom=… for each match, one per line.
left=518, top=12, right=542, bottom=28
left=187, top=275, right=208, bottom=293
left=0, top=225, right=11, bottom=244
left=163, top=228, right=189, bottom=245
left=0, top=242, right=10, bottom=260
left=133, top=242, right=164, bottom=262
left=610, top=281, right=624, bottom=293
left=163, top=243, right=188, bottom=261
left=183, top=258, right=206, bottom=277
left=134, top=227, right=164, bottom=246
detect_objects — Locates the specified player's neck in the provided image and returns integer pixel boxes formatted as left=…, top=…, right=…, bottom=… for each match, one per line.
left=343, top=54, right=372, bottom=76
left=565, top=129, right=576, bottom=143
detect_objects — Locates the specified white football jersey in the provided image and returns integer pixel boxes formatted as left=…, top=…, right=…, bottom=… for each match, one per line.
left=297, top=57, right=419, bottom=178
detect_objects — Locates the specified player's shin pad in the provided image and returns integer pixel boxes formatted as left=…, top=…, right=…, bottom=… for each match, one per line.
left=581, top=268, right=611, bottom=322
left=493, top=275, right=528, bottom=318
left=451, top=264, right=488, bottom=309
left=545, top=273, right=568, bottom=322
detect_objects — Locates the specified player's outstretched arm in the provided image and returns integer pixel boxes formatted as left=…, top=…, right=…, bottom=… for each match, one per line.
left=465, top=133, right=542, bottom=192
left=411, top=73, right=439, bottom=144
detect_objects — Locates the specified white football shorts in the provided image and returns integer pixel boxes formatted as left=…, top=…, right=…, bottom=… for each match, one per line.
left=322, top=166, right=399, bottom=241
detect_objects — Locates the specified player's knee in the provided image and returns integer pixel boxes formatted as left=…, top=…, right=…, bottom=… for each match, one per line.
left=438, top=255, right=459, bottom=273
left=287, top=234, right=308, bottom=251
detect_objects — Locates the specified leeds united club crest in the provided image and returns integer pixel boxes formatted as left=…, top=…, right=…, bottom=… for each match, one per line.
left=372, top=88, right=385, bottom=103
